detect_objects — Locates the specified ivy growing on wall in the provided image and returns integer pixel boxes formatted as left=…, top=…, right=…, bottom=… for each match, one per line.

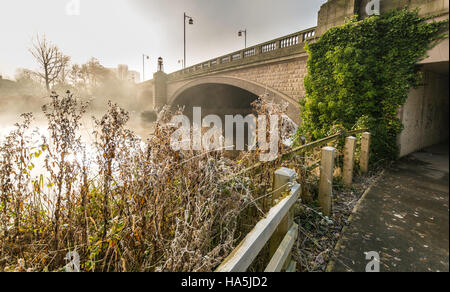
left=298, top=9, right=448, bottom=162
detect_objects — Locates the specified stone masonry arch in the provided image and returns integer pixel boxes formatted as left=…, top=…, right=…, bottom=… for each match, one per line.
left=168, top=75, right=301, bottom=124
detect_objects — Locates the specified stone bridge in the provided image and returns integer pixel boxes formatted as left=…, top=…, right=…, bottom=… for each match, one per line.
left=137, top=0, right=449, bottom=155
left=139, top=25, right=315, bottom=124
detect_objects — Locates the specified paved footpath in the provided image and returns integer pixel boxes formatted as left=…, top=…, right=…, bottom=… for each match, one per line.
left=330, top=143, right=449, bottom=272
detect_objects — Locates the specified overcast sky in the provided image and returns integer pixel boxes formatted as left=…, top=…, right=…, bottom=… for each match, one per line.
left=0, top=0, right=327, bottom=81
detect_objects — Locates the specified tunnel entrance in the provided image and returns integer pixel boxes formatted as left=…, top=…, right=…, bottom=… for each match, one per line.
left=172, top=83, right=260, bottom=152
left=399, top=61, right=449, bottom=157
left=172, top=83, right=259, bottom=120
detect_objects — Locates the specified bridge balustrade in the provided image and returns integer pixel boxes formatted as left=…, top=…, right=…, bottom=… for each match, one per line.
left=221, top=56, right=230, bottom=64
left=231, top=53, right=242, bottom=61
left=280, top=35, right=299, bottom=48
left=169, top=27, right=317, bottom=80
left=261, top=41, right=277, bottom=53
left=244, top=48, right=256, bottom=58
left=303, top=30, right=315, bottom=42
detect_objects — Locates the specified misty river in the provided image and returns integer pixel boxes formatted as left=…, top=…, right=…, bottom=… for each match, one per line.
left=0, top=108, right=155, bottom=179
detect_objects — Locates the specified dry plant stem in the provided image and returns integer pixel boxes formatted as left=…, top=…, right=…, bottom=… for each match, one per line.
left=0, top=93, right=299, bottom=272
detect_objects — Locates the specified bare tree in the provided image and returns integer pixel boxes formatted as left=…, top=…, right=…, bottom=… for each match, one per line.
left=29, top=34, right=70, bottom=91
left=57, top=55, right=71, bottom=86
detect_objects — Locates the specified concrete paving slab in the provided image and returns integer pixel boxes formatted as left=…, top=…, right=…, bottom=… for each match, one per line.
left=330, top=143, right=449, bottom=272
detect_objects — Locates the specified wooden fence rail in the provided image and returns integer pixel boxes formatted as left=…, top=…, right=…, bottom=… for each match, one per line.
left=216, top=173, right=300, bottom=272
left=216, top=130, right=371, bottom=272
left=235, top=129, right=369, bottom=178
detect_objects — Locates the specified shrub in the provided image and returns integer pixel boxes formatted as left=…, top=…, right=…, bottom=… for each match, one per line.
left=298, top=9, right=448, bottom=162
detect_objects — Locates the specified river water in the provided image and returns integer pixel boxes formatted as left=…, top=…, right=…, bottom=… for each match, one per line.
left=0, top=108, right=155, bottom=179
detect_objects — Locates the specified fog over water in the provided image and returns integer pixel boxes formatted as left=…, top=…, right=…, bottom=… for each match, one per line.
left=0, top=99, right=155, bottom=179
left=0, top=109, right=154, bottom=140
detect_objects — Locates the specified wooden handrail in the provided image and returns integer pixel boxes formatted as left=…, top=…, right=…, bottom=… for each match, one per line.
left=216, top=183, right=301, bottom=272
left=217, top=131, right=372, bottom=272
left=265, top=223, right=299, bottom=272
left=226, top=129, right=368, bottom=181
left=284, top=129, right=368, bottom=158
left=216, top=129, right=370, bottom=272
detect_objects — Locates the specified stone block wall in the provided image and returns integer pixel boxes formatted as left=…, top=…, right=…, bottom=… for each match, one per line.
left=224, top=57, right=308, bottom=102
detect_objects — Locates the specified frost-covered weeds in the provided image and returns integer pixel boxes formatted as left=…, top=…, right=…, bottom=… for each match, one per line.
left=0, top=92, right=296, bottom=272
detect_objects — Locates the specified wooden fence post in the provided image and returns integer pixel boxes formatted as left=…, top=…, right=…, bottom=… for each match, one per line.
left=360, top=132, right=371, bottom=174
left=343, top=136, right=357, bottom=188
left=269, top=168, right=296, bottom=260
left=319, top=147, right=335, bottom=217
left=298, top=136, right=310, bottom=203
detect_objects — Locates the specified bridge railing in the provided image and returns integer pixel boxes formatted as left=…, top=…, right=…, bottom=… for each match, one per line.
left=169, top=26, right=317, bottom=81
left=216, top=129, right=371, bottom=272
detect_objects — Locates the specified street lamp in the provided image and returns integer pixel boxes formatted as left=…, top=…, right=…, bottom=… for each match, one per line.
left=184, top=12, right=194, bottom=68
left=142, top=54, right=150, bottom=81
left=157, top=57, right=164, bottom=72
left=238, top=29, right=247, bottom=49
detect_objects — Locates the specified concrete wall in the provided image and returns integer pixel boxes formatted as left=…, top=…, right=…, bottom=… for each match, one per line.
left=317, top=0, right=449, bottom=36
left=359, top=0, right=449, bottom=18
left=420, top=37, right=449, bottom=65
left=316, top=0, right=357, bottom=35
left=398, top=67, right=449, bottom=157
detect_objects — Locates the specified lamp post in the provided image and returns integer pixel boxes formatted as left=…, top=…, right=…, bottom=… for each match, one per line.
left=157, top=57, right=164, bottom=72
left=142, top=54, right=150, bottom=81
left=238, top=29, right=247, bottom=49
left=184, top=13, right=194, bottom=68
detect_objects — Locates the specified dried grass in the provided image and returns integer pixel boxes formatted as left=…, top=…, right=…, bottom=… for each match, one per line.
left=0, top=91, right=295, bottom=272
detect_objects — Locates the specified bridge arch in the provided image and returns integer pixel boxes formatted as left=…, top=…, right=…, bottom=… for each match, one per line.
left=168, top=76, right=300, bottom=124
